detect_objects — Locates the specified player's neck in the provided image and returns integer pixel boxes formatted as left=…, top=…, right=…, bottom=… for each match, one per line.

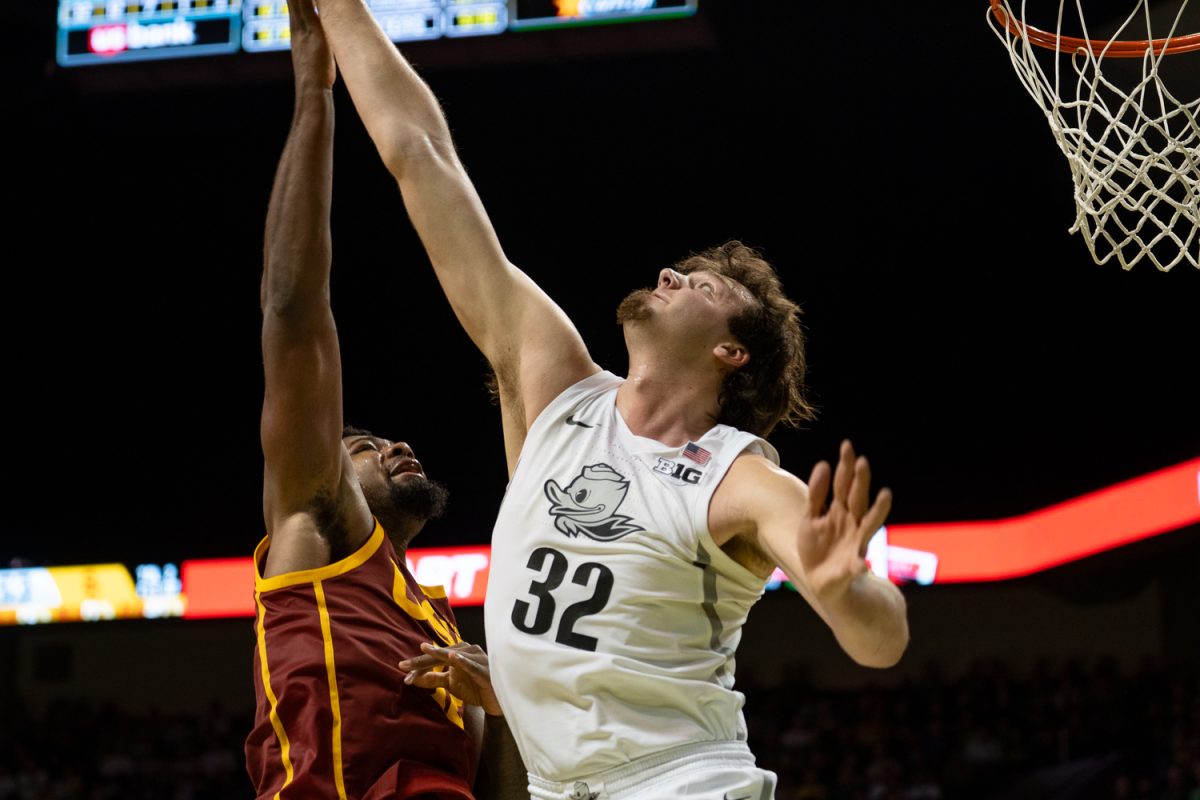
left=616, top=359, right=722, bottom=446
left=378, top=511, right=423, bottom=556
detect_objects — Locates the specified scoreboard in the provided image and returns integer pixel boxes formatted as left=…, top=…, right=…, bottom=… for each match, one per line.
left=242, top=1, right=509, bottom=52
left=57, top=0, right=699, bottom=66
left=58, top=0, right=243, bottom=65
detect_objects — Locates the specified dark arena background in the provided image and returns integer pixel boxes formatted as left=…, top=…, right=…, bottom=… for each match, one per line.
left=4, top=1, right=1200, bottom=798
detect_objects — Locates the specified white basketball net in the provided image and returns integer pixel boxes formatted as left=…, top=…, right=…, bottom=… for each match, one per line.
left=988, top=0, right=1200, bottom=271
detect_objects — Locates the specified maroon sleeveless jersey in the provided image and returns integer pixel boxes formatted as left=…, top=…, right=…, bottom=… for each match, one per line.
left=245, top=520, right=477, bottom=800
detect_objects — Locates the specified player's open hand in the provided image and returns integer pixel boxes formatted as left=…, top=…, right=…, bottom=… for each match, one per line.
left=287, top=0, right=335, bottom=91
left=399, top=641, right=503, bottom=716
left=798, top=439, right=892, bottom=605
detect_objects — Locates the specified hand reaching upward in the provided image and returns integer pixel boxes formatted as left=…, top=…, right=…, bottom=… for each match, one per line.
left=288, top=0, right=335, bottom=91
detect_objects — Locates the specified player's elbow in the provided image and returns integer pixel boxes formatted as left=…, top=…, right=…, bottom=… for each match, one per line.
left=853, top=640, right=908, bottom=669
left=261, top=281, right=330, bottom=321
left=380, top=126, right=456, bottom=180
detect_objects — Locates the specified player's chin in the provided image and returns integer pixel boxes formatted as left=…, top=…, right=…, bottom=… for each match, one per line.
left=388, top=474, right=450, bottom=521
left=615, top=289, right=654, bottom=324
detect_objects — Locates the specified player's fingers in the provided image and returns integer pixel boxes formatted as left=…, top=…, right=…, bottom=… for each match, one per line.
left=441, top=641, right=485, bottom=657
left=449, top=650, right=490, bottom=679
left=858, top=487, right=892, bottom=553
left=285, top=0, right=304, bottom=30
left=848, top=455, right=871, bottom=521
left=399, top=645, right=454, bottom=671
left=291, top=0, right=315, bottom=25
left=405, top=668, right=451, bottom=689
left=807, top=460, right=831, bottom=517
left=421, top=642, right=473, bottom=660
left=399, top=654, right=436, bottom=670
left=831, top=439, right=855, bottom=508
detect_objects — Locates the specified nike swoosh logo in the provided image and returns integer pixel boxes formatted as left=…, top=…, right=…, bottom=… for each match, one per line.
left=724, top=794, right=753, bottom=800
left=565, top=414, right=596, bottom=428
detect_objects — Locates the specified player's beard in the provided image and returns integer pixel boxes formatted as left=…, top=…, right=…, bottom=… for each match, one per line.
left=615, top=288, right=653, bottom=324
left=388, top=475, right=450, bottom=522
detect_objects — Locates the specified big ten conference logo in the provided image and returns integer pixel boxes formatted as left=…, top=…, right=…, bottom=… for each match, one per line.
left=653, top=458, right=704, bottom=485
left=405, top=549, right=490, bottom=605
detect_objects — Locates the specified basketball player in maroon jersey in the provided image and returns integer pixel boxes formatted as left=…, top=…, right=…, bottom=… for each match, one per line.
left=244, top=0, right=523, bottom=796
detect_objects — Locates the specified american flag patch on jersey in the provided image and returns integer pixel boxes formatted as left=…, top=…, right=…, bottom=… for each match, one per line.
left=683, top=442, right=711, bottom=465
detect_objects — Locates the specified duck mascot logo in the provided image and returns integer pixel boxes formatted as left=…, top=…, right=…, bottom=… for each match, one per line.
left=544, top=463, right=645, bottom=541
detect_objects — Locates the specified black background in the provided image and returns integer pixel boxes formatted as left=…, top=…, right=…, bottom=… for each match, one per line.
left=5, top=0, right=1198, bottom=571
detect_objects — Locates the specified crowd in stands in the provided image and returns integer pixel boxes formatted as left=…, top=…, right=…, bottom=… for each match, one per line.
left=742, top=657, right=1200, bottom=800
left=0, top=698, right=250, bottom=800
left=0, top=657, right=1196, bottom=799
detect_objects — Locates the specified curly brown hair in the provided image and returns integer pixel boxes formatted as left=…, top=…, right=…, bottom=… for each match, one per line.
left=675, top=241, right=816, bottom=437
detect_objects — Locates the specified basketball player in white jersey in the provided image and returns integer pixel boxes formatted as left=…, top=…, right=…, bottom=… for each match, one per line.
left=311, top=3, right=910, bottom=797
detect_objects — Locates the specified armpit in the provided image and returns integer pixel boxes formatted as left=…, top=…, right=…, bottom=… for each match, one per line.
left=720, top=533, right=777, bottom=580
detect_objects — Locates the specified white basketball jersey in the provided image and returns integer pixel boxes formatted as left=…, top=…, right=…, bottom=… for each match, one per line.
left=484, top=371, right=780, bottom=782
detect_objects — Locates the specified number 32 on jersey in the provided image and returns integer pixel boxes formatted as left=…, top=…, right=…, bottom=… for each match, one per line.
left=510, top=546, right=614, bottom=652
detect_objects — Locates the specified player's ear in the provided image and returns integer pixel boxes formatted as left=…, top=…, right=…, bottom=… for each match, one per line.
left=714, top=341, right=749, bottom=370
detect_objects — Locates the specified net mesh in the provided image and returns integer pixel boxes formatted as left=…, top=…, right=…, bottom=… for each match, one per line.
left=988, top=0, right=1200, bottom=271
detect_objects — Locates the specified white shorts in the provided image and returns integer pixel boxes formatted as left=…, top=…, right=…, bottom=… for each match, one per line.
left=526, top=741, right=777, bottom=800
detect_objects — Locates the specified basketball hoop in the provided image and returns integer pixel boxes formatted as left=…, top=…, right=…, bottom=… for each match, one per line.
left=988, top=0, right=1200, bottom=271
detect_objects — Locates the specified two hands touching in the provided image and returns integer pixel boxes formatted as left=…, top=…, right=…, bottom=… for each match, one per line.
left=287, top=0, right=336, bottom=91
left=400, top=642, right=504, bottom=717
left=287, top=0, right=504, bottom=721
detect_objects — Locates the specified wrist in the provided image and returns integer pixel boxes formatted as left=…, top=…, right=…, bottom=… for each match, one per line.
left=814, top=570, right=869, bottom=617
left=293, top=83, right=334, bottom=101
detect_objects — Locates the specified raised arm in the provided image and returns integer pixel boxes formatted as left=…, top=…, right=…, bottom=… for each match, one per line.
left=712, top=441, right=909, bottom=668
left=313, top=0, right=597, bottom=470
left=259, top=0, right=370, bottom=576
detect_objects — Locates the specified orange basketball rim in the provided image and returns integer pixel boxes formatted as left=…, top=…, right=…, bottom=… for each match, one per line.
left=988, top=0, right=1200, bottom=56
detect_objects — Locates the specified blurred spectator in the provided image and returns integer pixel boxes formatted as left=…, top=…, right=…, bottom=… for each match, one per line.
left=742, top=657, right=1199, bottom=800
left=0, top=657, right=1195, bottom=798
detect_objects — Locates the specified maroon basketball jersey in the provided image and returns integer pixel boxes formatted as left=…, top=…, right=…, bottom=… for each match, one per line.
left=246, top=520, right=477, bottom=800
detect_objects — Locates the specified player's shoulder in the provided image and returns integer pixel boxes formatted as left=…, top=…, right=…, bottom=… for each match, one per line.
left=709, top=452, right=805, bottom=544
left=527, top=368, right=618, bottom=429
left=702, top=422, right=780, bottom=466
left=723, top=451, right=808, bottom=506
left=519, top=356, right=605, bottom=425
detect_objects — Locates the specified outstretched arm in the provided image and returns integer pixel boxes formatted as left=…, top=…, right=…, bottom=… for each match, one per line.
left=313, top=0, right=597, bottom=472
left=260, top=0, right=370, bottom=575
left=713, top=441, right=909, bottom=668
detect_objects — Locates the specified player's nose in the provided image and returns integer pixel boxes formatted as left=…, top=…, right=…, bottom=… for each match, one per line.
left=658, top=268, right=683, bottom=290
left=384, top=441, right=414, bottom=460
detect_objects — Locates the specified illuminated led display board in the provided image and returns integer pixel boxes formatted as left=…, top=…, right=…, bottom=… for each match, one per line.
left=181, top=544, right=491, bottom=618
left=768, top=456, right=1200, bottom=588
left=0, top=547, right=489, bottom=625
left=886, top=457, right=1200, bottom=583
left=57, top=0, right=243, bottom=66
left=56, top=0, right=699, bottom=66
left=511, top=0, right=695, bottom=30
left=3, top=458, right=1196, bottom=624
left=241, top=1, right=509, bottom=53
left=0, top=562, right=184, bottom=625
